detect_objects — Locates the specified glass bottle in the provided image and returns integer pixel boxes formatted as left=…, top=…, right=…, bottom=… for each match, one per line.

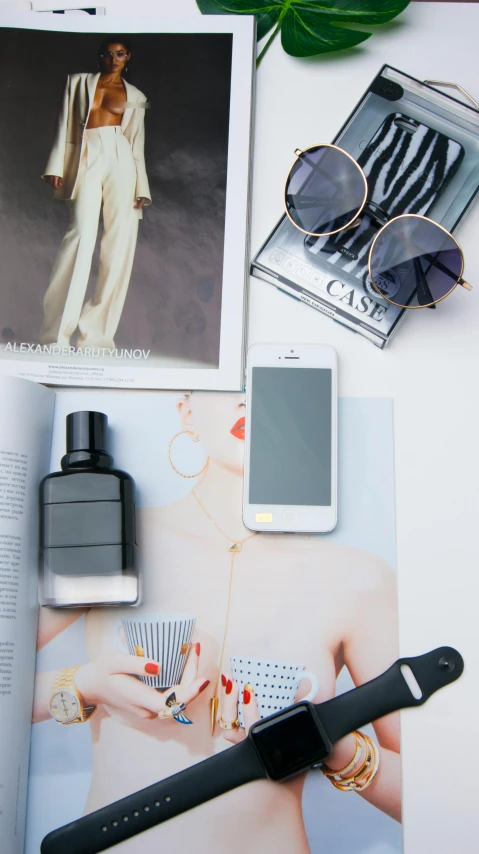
left=39, top=411, right=138, bottom=607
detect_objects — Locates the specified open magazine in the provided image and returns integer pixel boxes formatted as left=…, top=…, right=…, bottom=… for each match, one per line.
left=0, top=375, right=402, bottom=853
left=0, top=10, right=255, bottom=390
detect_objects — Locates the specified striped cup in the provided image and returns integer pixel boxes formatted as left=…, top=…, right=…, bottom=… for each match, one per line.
left=122, top=612, right=196, bottom=689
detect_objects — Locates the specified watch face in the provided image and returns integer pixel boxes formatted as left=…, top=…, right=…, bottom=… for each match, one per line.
left=249, top=702, right=332, bottom=781
left=49, top=689, right=81, bottom=723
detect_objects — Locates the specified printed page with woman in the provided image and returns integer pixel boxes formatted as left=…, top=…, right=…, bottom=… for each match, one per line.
left=0, top=16, right=255, bottom=390
left=29, top=390, right=402, bottom=853
left=40, top=37, right=151, bottom=350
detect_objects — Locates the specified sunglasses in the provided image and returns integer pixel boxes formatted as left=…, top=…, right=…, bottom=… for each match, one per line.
left=284, top=143, right=472, bottom=309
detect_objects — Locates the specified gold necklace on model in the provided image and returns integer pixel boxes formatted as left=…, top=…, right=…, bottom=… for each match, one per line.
left=191, top=489, right=258, bottom=735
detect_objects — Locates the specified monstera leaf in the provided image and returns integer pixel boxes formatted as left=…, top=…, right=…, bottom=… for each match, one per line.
left=196, top=0, right=411, bottom=65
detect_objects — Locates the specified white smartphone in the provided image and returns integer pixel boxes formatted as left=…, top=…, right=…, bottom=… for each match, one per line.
left=243, top=343, right=337, bottom=533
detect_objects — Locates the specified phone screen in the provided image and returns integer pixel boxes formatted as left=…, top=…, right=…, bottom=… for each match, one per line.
left=249, top=367, right=332, bottom=506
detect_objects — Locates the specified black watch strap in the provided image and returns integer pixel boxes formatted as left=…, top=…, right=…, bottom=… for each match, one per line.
left=41, top=646, right=463, bottom=854
left=41, top=738, right=266, bottom=854
left=317, top=646, right=463, bottom=744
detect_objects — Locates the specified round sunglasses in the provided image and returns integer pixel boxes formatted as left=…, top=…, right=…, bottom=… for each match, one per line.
left=284, top=143, right=472, bottom=310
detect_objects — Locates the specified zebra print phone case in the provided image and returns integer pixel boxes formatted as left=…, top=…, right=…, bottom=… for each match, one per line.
left=304, top=112, right=465, bottom=288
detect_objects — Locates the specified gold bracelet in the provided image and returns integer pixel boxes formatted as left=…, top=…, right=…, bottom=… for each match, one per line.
left=323, top=730, right=369, bottom=783
left=343, top=737, right=379, bottom=792
left=334, top=739, right=375, bottom=790
left=326, top=732, right=380, bottom=792
left=331, top=734, right=374, bottom=788
left=322, top=731, right=363, bottom=779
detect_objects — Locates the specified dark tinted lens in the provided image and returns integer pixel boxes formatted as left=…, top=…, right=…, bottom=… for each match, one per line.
left=285, top=146, right=366, bottom=235
left=369, top=216, right=462, bottom=308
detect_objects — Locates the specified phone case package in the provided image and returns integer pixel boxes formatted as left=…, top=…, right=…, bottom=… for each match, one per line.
left=251, top=66, right=479, bottom=347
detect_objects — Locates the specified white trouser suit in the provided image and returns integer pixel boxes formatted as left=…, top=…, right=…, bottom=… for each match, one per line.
left=40, top=73, right=151, bottom=348
left=41, top=127, right=138, bottom=348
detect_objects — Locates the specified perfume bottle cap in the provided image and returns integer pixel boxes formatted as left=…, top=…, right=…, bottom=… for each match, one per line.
left=66, top=411, right=108, bottom=453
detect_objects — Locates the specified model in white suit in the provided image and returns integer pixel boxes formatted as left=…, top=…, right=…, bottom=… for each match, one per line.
left=40, top=45, right=151, bottom=349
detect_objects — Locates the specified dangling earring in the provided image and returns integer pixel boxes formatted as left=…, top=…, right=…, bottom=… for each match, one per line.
left=124, top=61, right=130, bottom=76
left=168, top=430, right=209, bottom=479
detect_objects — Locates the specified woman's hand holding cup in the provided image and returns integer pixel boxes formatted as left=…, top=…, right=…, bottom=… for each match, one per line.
left=219, top=673, right=260, bottom=744
left=74, top=644, right=209, bottom=722
left=219, top=656, right=320, bottom=742
left=154, top=641, right=210, bottom=721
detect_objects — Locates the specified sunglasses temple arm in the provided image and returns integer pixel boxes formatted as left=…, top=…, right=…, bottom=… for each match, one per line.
left=413, top=256, right=436, bottom=309
left=424, top=252, right=461, bottom=283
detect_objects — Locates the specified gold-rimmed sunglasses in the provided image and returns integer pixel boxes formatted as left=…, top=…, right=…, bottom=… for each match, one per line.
left=284, top=142, right=473, bottom=310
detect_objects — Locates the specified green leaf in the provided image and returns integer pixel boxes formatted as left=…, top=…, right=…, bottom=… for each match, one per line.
left=255, top=11, right=281, bottom=41
left=196, top=0, right=411, bottom=62
left=281, top=12, right=371, bottom=57
left=196, top=0, right=280, bottom=41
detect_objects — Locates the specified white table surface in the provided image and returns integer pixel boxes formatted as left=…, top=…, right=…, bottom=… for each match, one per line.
left=11, top=1, right=479, bottom=851
left=249, top=9, right=479, bottom=852
left=248, top=11, right=479, bottom=853
left=253, top=10, right=479, bottom=853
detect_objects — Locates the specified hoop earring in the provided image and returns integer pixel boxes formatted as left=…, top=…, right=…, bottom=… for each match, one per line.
left=168, top=430, right=209, bottom=479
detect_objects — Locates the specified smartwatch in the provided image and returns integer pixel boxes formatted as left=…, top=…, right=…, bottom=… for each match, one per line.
left=41, top=646, right=463, bottom=854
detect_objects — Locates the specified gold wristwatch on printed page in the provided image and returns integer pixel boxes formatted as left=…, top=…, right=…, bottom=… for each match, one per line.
left=49, top=666, right=97, bottom=724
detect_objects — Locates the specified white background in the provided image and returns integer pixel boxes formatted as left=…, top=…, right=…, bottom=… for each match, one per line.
left=245, top=7, right=479, bottom=853
left=5, top=1, right=479, bottom=852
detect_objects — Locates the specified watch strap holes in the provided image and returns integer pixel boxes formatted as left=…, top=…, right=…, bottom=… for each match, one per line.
left=99, top=798, right=165, bottom=833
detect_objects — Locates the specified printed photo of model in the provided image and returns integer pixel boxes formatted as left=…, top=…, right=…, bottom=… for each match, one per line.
left=34, top=393, right=401, bottom=854
left=40, top=36, right=151, bottom=349
left=0, top=27, right=238, bottom=379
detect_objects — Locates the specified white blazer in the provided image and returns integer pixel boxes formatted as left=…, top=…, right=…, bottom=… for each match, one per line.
left=42, top=72, right=151, bottom=206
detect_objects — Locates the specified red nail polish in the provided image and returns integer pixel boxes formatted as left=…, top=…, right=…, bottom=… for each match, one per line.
left=244, top=688, right=251, bottom=705
left=195, top=642, right=201, bottom=656
left=221, top=673, right=227, bottom=687
left=199, top=679, right=210, bottom=693
left=145, top=663, right=159, bottom=676
left=226, top=679, right=233, bottom=695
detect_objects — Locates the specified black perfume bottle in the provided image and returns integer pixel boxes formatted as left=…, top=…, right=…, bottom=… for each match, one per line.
left=39, top=411, right=138, bottom=607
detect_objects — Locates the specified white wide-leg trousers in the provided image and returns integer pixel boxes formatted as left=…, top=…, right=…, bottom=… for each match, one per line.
left=40, top=126, right=139, bottom=348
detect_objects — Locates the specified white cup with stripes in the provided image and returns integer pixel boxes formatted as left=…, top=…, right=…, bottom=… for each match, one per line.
left=122, top=612, right=196, bottom=689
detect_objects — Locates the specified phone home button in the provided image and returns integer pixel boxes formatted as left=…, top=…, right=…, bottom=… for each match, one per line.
left=282, top=509, right=297, bottom=526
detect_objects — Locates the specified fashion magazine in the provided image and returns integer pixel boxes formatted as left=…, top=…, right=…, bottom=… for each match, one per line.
left=0, top=11, right=255, bottom=389
left=0, top=375, right=402, bottom=853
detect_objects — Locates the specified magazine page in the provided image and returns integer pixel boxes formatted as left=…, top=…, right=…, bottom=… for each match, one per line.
left=0, top=376, right=54, bottom=854
left=0, top=10, right=255, bottom=390
left=27, top=390, right=401, bottom=853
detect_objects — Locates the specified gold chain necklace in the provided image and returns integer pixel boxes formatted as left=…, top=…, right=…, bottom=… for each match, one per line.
left=192, top=489, right=258, bottom=735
